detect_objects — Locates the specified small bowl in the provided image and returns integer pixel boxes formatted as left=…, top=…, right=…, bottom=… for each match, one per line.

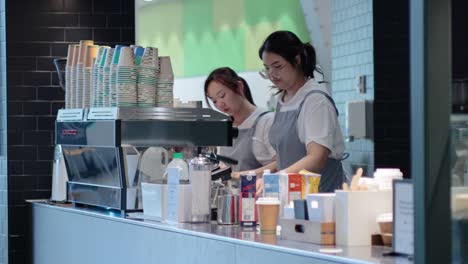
left=381, top=233, right=393, bottom=246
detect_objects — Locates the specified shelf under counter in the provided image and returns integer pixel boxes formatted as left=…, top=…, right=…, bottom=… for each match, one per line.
left=29, top=201, right=411, bottom=264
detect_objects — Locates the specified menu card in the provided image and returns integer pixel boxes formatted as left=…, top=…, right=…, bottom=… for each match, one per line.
left=393, top=180, right=414, bottom=255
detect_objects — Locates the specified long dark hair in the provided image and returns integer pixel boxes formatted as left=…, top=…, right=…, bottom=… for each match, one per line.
left=258, top=30, right=319, bottom=79
left=204, top=67, right=255, bottom=108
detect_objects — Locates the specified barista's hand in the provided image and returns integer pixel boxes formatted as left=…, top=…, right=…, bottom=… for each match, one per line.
left=256, top=178, right=264, bottom=197
left=231, top=171, right=240, bottom=180
left=219, top=162, right=227, bottom=169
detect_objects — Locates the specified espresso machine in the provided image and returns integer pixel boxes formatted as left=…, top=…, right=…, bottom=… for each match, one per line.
left=55, top=107, right=234, bottom=213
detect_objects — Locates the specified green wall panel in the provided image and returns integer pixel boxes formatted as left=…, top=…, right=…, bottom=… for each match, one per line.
left=184, top=0, right=212, bottom=34
left=185, top=28, right=245, bottom=76
left=137, top=1, right=185, bottom=76
left=136, top=0, right=309, bottom=78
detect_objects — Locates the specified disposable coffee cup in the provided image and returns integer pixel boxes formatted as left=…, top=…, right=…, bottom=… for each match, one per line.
left=66, top=44, right=78, bottom=67
left=118, top=47, right=135, bottom=66
left=84, top=45, right=99, bottom=68
left=141, top=47, right=158, bottom=67
left=77, top=40, right=93, bottom=66
left=256, top=197, right=280, bottom=233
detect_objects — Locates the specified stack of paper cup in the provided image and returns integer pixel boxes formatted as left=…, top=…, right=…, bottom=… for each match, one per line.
left=65, top=44, right=78, bottom=109
left=101, top=48, right=115, bottom=107
left=69, top=44, right=80, bottom=109
left=116, top=47, right=137, bottom=107
left=75, top=40, right=93, bottom=108
left=373, top=168, right=403, bottom=190
left=91, top=46, right=109, bottom=107
left=137, top=47, right=158, bottom=107
left=82, top=45, right=99, bottom=108
left=89, top=57, right=97, bottom=107
left=109, top=45, right=126, bottom=107
left=96, top=47, right=110, bottom=107
left=140, top=47, right=158, bottom=68
left=156, top=56, right=174, bottom=107
left=133, top=46, right=145, bottom=66
left=75, top=63, right=84, bottom=107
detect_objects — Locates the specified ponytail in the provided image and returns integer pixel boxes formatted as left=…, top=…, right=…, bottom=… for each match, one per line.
left=239, top=77, right=255, bottom=106
left=204, top=67, right=256, bottom=108
left=301, top=43, right=317, bottom=78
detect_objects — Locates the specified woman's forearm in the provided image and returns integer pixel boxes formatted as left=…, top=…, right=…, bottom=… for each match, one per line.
left=252, top=161, right=277, bottom=178
left=232, top=161, right=277, bottom=180
left=283, top=142, right=330, bottom=174
left=283, top=154, right=324, bottom=174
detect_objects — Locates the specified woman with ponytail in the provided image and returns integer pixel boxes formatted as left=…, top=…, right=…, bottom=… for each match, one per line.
left=204, top=67, right=275, bottom=175
left=254, top=30, right=345, bottom=193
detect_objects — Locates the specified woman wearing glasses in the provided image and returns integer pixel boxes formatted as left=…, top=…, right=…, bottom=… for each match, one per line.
left=204, top=67, right=276, bottom=175
left=254, top=30, right=345, bottom=193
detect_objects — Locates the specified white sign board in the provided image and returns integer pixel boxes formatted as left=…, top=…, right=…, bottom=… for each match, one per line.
left=87, top=107, right=118, bottom=120
left=57, top=109, right=84, bottom=121
left=393, top=180, right=414, bottom=256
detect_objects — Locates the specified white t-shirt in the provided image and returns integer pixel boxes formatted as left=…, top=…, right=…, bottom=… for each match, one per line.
left=220, top=108, right=276, bottom=165
left=277, top=79, right=345, bottom=159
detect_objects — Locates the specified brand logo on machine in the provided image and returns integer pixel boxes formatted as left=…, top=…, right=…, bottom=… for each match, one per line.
left=62, top=129, right=78, bottom=136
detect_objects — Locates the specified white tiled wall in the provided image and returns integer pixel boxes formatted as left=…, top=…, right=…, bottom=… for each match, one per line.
left=0, top=0, right=7, bottom=262
left=332, top=0, right=374, bottom=176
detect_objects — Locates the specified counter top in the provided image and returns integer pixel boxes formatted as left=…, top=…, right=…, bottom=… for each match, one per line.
left=30, top=201, right=411, bottom=264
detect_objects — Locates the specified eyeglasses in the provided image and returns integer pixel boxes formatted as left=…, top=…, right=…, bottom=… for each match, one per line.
left=259, top=64, right=286, bottom=80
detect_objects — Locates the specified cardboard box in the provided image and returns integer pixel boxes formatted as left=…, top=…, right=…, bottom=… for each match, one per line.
left=335, top=190, right=392, bottom=246
left=280, top=218, right=335, bottom=245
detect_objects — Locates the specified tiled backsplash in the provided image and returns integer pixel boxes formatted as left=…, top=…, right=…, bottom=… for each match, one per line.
left=332, top=0, right=375, bottom=177
left=5, top=0, right=135, bottom=262
left=373, top=0, right=410, bottom=177
left=453, top=0, right=468, bottom=78
left=0, top=0, right=7, bottom=262
left=332, top=0, right=411, bottom=178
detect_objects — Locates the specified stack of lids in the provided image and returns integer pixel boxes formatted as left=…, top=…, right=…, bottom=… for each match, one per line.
left=373, top=168, right=403, bottom=190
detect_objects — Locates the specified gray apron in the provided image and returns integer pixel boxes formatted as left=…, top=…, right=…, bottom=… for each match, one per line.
left=269, top=90, right=344, bottom=193
left=219, top=112, right=269, bottom=172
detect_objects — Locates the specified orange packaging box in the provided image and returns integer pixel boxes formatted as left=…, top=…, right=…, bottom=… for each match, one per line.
left=288, top=173, right=302, bottom=203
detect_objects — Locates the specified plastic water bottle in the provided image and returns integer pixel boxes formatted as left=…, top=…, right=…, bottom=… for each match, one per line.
left=166, top=152, right=189, bottom=183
